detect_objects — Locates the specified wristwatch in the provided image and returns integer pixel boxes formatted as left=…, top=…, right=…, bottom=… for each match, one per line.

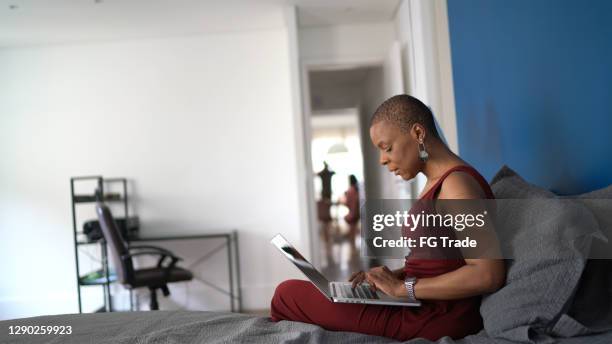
left=404, top=276, right=418, bottom=301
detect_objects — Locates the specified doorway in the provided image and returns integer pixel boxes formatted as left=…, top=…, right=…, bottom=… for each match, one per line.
left=305, top=65, right=385, bottom=280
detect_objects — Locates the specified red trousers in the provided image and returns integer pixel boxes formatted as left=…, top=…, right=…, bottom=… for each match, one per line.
left=270, top=279, right=483, bottom=341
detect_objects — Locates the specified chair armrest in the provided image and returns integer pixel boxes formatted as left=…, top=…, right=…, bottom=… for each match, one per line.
left=121, top=250, right=182, bottom=274
left=128, top=245, right=184, bottom=267
left=128, top=245, right=175, bottom=257
left=121, top=250, right=169, bottom=260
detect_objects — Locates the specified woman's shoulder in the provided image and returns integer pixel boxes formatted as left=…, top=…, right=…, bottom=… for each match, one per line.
left=437, top=166, right=490, bottom=200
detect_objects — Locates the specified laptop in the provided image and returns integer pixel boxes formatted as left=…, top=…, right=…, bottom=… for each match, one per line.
left=270, top=234, right=421, bottom=307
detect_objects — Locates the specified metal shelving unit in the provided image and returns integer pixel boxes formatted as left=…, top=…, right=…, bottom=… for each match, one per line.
left=70, top=176, right=128, bottom=313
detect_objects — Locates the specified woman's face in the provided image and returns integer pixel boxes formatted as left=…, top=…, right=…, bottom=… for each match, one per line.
left=369, top=121, right=422, bottom=180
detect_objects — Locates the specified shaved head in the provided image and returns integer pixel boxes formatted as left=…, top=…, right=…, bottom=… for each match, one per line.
left=370, top=94, right=439, bottom=138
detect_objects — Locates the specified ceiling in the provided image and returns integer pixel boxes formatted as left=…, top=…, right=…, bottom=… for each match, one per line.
left=0, top=0, right=286, bottom=47
left=0, top=0, right=399, bottom=48
left=309, top=66, right=382, bottom=112
left=309, top=67, right=371, bottom=89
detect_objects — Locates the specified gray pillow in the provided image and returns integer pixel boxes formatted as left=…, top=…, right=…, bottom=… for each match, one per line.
left=572, top=186, right=612, bottom=260
left=482, top=166, right=601, bottom=342
left=562, top=186, right=612, bottom=335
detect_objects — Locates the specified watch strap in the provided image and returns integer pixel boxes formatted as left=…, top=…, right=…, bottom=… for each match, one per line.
left=404, top=276, right=418, bottom=301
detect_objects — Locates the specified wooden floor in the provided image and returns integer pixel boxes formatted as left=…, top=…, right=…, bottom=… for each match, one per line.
left=319, top=230, right=403, bottom=282
left=317, top=229, right=376, bottom=282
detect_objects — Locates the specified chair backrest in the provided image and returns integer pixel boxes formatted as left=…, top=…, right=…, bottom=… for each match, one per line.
left=95, top=203, right=133, bottom=284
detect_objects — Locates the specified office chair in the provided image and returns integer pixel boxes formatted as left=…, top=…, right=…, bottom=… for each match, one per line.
left=95, top=203, right=193, bottom=310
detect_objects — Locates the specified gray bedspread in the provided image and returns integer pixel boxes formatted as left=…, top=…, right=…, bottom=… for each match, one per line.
left=1, top=310, right=611, bottom=344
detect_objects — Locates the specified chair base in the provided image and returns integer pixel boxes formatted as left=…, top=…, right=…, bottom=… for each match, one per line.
left=147, top=284, right=172, bottom=310
left=149, top=287, right=159, bottom=310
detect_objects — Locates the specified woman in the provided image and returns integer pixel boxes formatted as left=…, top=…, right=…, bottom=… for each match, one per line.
left=316, top=162, right=335, bottom=260
left=270, top=95, right=505, bottom=341
left=342, top=174, right=360, bottom=256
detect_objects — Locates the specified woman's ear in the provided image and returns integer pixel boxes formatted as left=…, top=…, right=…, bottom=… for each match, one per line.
left=411, top=124, right=427, bottom=143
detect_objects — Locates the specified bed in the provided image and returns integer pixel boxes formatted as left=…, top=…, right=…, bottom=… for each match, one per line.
left=2, top=167, right=611, bottom=344
left=2, top=310, right=612, bottom=344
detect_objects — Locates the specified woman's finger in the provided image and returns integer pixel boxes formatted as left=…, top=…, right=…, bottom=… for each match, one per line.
left=370, top=266, right=382, bottom=274
left=348, top=271, right=363, bottom=282
left=365, top=272, right=379, bottom=292
left=351, top=274, right=365, bottom=288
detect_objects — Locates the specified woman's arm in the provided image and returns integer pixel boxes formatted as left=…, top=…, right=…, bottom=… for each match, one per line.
left=363, top=259, right=505, bottom=299
left=394, top=259, right=505, bottom=299
left=392, top=267, right=405, bottom=280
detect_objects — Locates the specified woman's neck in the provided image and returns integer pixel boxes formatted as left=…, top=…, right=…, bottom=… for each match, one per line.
left=421, top=141, right=465, bottom=182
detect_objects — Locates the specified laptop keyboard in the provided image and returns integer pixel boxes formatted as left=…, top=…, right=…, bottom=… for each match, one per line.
left=337, top=284, right=378, bottom=299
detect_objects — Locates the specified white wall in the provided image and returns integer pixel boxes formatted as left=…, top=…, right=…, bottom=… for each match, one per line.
left=299, top=22, right=395, bottom=63
left=310, top=80, right=362, bottom=111
left=357, top=61, right=411, bottom=201
left=0, top=28, right=305, bottom=319
left=358, top=67, right=388, bottom=200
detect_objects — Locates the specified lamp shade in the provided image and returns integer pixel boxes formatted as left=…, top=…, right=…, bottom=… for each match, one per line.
left=327, top=142, right=349, bottom=154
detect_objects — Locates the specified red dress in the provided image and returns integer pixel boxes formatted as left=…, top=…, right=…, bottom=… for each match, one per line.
left=344, top=185, right=360, bottom=225
left=270, top=165, right=494, bottom=341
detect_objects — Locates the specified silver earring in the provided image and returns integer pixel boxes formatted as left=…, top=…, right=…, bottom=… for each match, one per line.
left=418, top=141, right=429, bottom=161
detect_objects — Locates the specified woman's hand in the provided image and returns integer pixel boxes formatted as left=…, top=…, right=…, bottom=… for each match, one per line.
left=349, top=266, right=405, bottom=297
left=349, top=270, right=367, bottom=289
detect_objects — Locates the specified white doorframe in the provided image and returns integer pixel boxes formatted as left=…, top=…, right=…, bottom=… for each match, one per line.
left=432, top=0, right=458, bottom=153
left=284, top=6, right=314, bottom=258
left=403, top=0, right=458, bottom=153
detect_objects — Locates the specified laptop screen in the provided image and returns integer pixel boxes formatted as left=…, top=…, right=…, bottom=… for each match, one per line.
left=270, top=234, right=331, bottom=298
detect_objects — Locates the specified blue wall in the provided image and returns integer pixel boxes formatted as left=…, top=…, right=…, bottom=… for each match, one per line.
left=447, top=0, right=612, bottom=195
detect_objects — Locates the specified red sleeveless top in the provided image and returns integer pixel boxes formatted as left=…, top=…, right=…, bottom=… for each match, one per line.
left=399, top=165, right=494, bottom=339
left=404, top=165, right=495, bottom=277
